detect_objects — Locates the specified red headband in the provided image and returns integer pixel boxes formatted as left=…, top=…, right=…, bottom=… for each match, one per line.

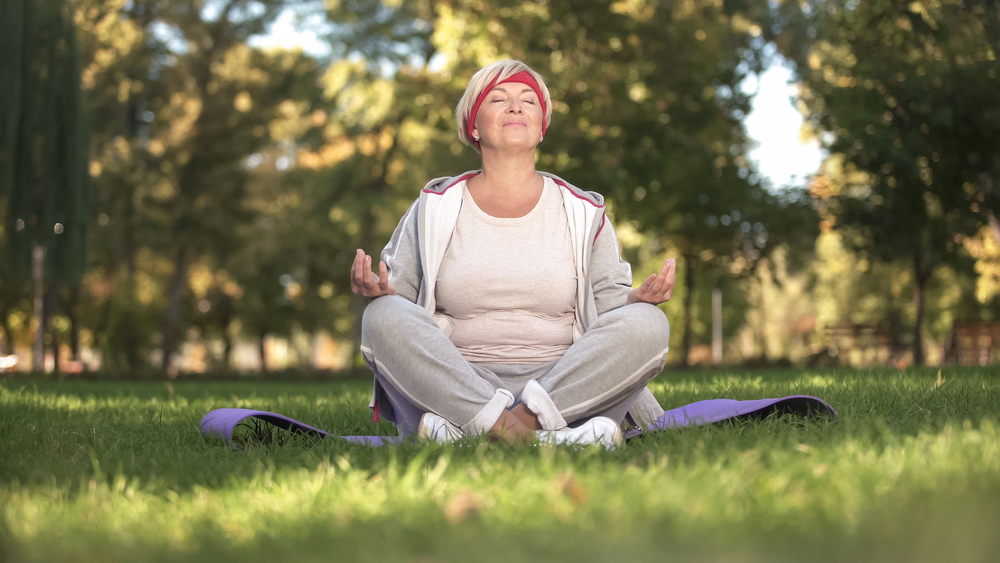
left=467, top=70, right=547, bottom=147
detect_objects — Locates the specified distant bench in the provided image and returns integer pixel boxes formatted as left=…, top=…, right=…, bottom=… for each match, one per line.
left=808, top=321, right=1000, bottom=367
left=807, top=322, right=897, bottom=367
left=949, top=322, right=1000, bottom=366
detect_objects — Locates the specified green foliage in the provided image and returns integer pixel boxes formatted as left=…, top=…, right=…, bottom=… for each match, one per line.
left=785, top=0, right=991, bottom=261
left=71, top=0, right=321, bottom=371
left=764, top=0, right=1000, bottom=362
left=5, top=0, right=1000, bottom=370
left=4, top=369, right=1000, bottom=561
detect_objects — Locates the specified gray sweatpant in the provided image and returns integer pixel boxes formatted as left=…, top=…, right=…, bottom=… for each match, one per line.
left=361, top=295, right=670, bottom=436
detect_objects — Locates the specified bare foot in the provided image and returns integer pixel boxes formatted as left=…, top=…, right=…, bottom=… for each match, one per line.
left=508, top=403, right=542, bottom=430
left=488, top=410, right=535, bottom=445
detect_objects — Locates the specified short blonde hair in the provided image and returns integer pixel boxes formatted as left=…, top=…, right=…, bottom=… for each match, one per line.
left=454, top=60, right=553, bottom=151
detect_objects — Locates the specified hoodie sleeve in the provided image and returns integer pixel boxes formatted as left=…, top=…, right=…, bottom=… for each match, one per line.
left=380, top=199, right=422, bottom=303
left=590, top=213, right=634, bottom=315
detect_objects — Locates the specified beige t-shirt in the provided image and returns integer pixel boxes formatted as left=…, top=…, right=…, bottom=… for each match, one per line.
left=435, top=177, right=577, bottom=364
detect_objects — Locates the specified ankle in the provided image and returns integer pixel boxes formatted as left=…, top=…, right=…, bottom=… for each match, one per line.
left=488, top=410, right=535, bottom=444
left=508, top=403, right=542, bottom=431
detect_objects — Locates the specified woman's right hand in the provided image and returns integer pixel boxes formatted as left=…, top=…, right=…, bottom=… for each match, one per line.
left=350, top=249, right=396, bottom=298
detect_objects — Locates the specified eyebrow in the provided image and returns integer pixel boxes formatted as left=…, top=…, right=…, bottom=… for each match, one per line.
left=489, top=86, right=537, bottom=94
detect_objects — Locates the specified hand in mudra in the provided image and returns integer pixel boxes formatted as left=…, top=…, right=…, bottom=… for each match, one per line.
left=350, top=249, right=396, bottom=298
left=626, top=258, right=677, bottom=306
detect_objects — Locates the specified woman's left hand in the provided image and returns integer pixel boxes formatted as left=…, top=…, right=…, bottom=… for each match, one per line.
left=626, top=258, right=677, bottom=306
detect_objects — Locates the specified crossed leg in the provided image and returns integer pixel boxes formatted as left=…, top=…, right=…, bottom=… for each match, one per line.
left=361, top=296, right=669, bottom=443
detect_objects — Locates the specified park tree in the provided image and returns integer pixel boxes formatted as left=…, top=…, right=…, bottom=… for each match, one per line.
left=71, top=0, right=319, bottom=372
left=221, top=146, right=336, bottom=371
left=71, top=0, right=171, bottom=372
left=144, top=1, right=318, bottom=373
left=288, top=0, right=479, bottom=353
left=0, top=0, right=89, bottom=370
left=768, top=0, right=999, bottom=364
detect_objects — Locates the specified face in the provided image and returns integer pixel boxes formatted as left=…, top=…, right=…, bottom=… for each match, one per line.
left=473, top=82, right=544, bottom=151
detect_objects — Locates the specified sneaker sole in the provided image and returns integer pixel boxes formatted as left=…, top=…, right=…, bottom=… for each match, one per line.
left=416, top=415, right=436, bottom=441
left=609, top=425, right=624, bottom=449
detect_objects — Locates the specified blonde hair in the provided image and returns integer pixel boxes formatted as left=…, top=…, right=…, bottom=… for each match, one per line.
left=454, top=60, right=553, bottom=151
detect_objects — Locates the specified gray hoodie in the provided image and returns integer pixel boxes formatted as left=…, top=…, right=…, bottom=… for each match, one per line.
left=380, top=170, right=634, bottom=338
left=369, top=170, right=665, bottom=427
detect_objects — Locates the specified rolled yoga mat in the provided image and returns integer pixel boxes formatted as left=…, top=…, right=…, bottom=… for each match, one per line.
left=200, top=395, right=836, bottom=449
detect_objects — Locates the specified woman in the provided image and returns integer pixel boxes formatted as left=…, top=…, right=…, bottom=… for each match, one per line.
left=351, top=60, right=674, bottom=447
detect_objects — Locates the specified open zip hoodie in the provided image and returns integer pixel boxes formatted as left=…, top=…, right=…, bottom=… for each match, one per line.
left=364, top=170, right=665, bottom=428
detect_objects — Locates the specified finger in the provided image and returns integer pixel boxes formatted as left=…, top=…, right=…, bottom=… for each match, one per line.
left=636, top=273, right=656, bottom=300
left=349, top=255, right=357, bottom=291
left=655, top=258, right=675, bottom=288
left=350, top=250, right=363, bottom=293
left=362, top=255, right=377, bottom=292
left=654, top=259, right=676, bottom=295
left=664, top=259, right=677, bottom=288
left=378, top=261, right=389, bottom=293
left=357, top=252, right=373, bottom=295
left=649, top=266, right=667, bottom=294
left=353, top=250, right=368, bottom=294
left=660, top=262, right=677, bottom=301
left=660, top=258, right=673, bottom=276
left=364, top=255, right=384, bottom=296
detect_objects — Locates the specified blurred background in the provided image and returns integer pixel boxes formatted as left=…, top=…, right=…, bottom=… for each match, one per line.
left=1, top=0, right=998, bottom=376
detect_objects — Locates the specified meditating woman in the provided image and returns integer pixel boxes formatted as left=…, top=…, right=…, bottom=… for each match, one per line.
left=351, top=60, right=674, bottom=447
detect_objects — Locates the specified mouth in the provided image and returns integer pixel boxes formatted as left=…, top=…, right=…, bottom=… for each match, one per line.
left=503, top=121, right=527, bottom=127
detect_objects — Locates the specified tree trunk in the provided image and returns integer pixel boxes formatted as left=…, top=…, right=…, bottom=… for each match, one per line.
left=218, top=295, right=233, bottom=370
left=712, top=288, right=723, bottom=365
left=757, top=264, right=770, bottom=362
left=43, top=280, right=60, bottom=374
left=259, top=329, right=268, bottom=373
left=222, top=329, right=233, bottom=370
left=160, top=246, right=188, bottom=373
left=120, top=181, right=140, bottom=371
left=912, top=253, right=929, bottom=366
left=50, top=326, right=60, bottom=374
left=32, top=244, right=45, bottom=372
left=68, top=285, right=80, bottom=362
left=0, top=304, right=10, bottom=355
left=681, top=251, right=695, bottom=366
left=94, top=281, right=114, bottom=366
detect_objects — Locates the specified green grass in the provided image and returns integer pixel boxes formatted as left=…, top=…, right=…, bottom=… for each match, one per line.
left=3, top=368, right=1000, bottom=562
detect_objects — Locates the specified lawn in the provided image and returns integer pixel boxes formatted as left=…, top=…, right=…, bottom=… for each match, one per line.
left=3, top=368, right=1000, bottom=562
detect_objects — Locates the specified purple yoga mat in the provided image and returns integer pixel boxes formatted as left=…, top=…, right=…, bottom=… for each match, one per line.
left=623, top=395, right=838, bottom=439
left=199, top=408, right=402, bottom=449
left=200, top=395, right=836, bottom=449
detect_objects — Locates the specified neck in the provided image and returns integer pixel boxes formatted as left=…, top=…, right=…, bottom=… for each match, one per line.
left=476, top=147, right=539, bottom=196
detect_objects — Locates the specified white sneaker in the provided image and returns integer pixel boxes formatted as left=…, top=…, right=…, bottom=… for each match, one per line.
left=417, top=412, right=464, bottom=443
left=536, top=416, right=624, bottom=450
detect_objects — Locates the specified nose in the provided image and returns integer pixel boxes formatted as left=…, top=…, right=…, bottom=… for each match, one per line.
left=507, top=98, right=523, bottom=114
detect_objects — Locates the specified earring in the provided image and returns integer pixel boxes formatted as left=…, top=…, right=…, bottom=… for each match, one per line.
left=473, top=134, right=479, bottom=141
